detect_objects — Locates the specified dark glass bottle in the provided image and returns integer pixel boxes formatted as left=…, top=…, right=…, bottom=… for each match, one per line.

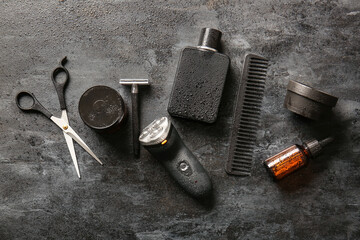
left=264, top=137, right=333, bottom=180
left=167, top=28, right=230, bottom=123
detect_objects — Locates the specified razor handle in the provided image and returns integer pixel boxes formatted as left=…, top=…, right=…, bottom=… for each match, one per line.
left=140, top=118, right=212, bottom=198
left=131, top=90, right=140, bottom=157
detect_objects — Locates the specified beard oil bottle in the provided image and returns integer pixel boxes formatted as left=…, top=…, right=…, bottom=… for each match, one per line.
left=264, top=137, right=334, bottom=180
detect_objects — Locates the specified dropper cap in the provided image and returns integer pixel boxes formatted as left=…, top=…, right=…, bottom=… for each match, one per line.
left=197, top=28, right=222, bottom=51
left=304, top=137, right=334, bottom=157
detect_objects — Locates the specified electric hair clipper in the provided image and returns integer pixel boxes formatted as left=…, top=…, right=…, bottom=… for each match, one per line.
left=139, top=117, right=212, bottom=198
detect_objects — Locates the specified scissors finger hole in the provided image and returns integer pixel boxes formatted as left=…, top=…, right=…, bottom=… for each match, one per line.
left=53, top=67, right=68, bottom=85
left=16, top=92, right=35, bottom=110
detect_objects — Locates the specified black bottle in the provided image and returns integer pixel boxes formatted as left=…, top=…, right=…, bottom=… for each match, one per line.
left=167, top=28, right=230, bottom=123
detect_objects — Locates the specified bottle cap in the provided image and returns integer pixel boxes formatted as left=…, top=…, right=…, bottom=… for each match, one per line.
left=304, top=137, right=334, bottom=157
left=197, top=28, right=222, bottom=51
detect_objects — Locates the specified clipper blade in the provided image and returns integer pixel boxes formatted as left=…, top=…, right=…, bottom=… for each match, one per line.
left=225, top=53, right=269, bottom=176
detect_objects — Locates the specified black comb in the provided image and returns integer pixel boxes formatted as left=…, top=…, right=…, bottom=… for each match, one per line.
left=225, top=53, right=269, bottom=176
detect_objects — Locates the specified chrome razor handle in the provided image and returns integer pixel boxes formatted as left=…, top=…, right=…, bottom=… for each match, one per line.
left=139, top=117, right=212, bottom=198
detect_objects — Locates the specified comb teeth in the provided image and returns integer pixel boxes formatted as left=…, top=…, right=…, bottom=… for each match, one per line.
left=225, top=53, right=269, bottom=176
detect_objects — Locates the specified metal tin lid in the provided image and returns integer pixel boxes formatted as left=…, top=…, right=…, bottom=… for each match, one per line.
left=284, top=80, right=338, bottom=120
left=287, top=80, right=338, bottom=107
left=78, top=86, right=127, bottom=133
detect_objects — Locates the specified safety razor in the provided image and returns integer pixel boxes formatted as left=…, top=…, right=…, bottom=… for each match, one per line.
left=120, top=78, right=150, bottom=157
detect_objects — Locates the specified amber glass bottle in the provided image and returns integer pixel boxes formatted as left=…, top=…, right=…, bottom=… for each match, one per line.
left=264, top=137, right=333, bottom=180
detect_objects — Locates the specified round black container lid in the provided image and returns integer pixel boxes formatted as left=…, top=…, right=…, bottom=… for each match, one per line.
left=284, top=80, right=338, bottom=120
left=78, top=86, right=127, bottom=132
left=197, top=28, right=222, bottom=51
left=287, top=80, right=338, bottom=107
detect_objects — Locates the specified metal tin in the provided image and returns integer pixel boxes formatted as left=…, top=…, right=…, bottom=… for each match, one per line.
left=78, top=86, right=127, bottom=134
left=284, top=80, right=338, bottom=120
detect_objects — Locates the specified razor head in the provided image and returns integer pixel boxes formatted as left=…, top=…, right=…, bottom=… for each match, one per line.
left=139, top=117, right=171, bottom=146
left=119, top=79, right=150, bottom=85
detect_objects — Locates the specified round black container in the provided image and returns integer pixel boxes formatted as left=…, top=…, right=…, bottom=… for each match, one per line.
left=284, top=80, right=338, bottom=120
left=78, top=86, right=127, bottom=134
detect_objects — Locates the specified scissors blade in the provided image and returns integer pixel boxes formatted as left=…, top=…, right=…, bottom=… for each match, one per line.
left=61, top=110, right=81, bottom=178
left=64, top=133, right=81, bottom=178
left=50, top=116, right=103, bottom=165
left=66, top=127, right=103, bottom=166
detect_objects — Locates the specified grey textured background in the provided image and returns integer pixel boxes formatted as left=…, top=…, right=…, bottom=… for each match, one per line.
left=1, top=0, right=359, bottom=239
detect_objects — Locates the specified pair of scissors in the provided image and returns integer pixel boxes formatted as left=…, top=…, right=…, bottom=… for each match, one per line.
left=15, top=57, right=103, bottom=178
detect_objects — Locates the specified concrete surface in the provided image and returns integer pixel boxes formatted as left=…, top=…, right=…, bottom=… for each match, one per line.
left=1, top=0, right=359, bottom=239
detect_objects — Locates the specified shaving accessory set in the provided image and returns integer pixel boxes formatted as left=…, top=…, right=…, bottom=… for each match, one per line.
left=16, top=27, right=340, bottom=199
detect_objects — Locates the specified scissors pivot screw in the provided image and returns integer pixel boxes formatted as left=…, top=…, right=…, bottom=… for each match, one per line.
left=63, top=125, right=68, bottom=130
